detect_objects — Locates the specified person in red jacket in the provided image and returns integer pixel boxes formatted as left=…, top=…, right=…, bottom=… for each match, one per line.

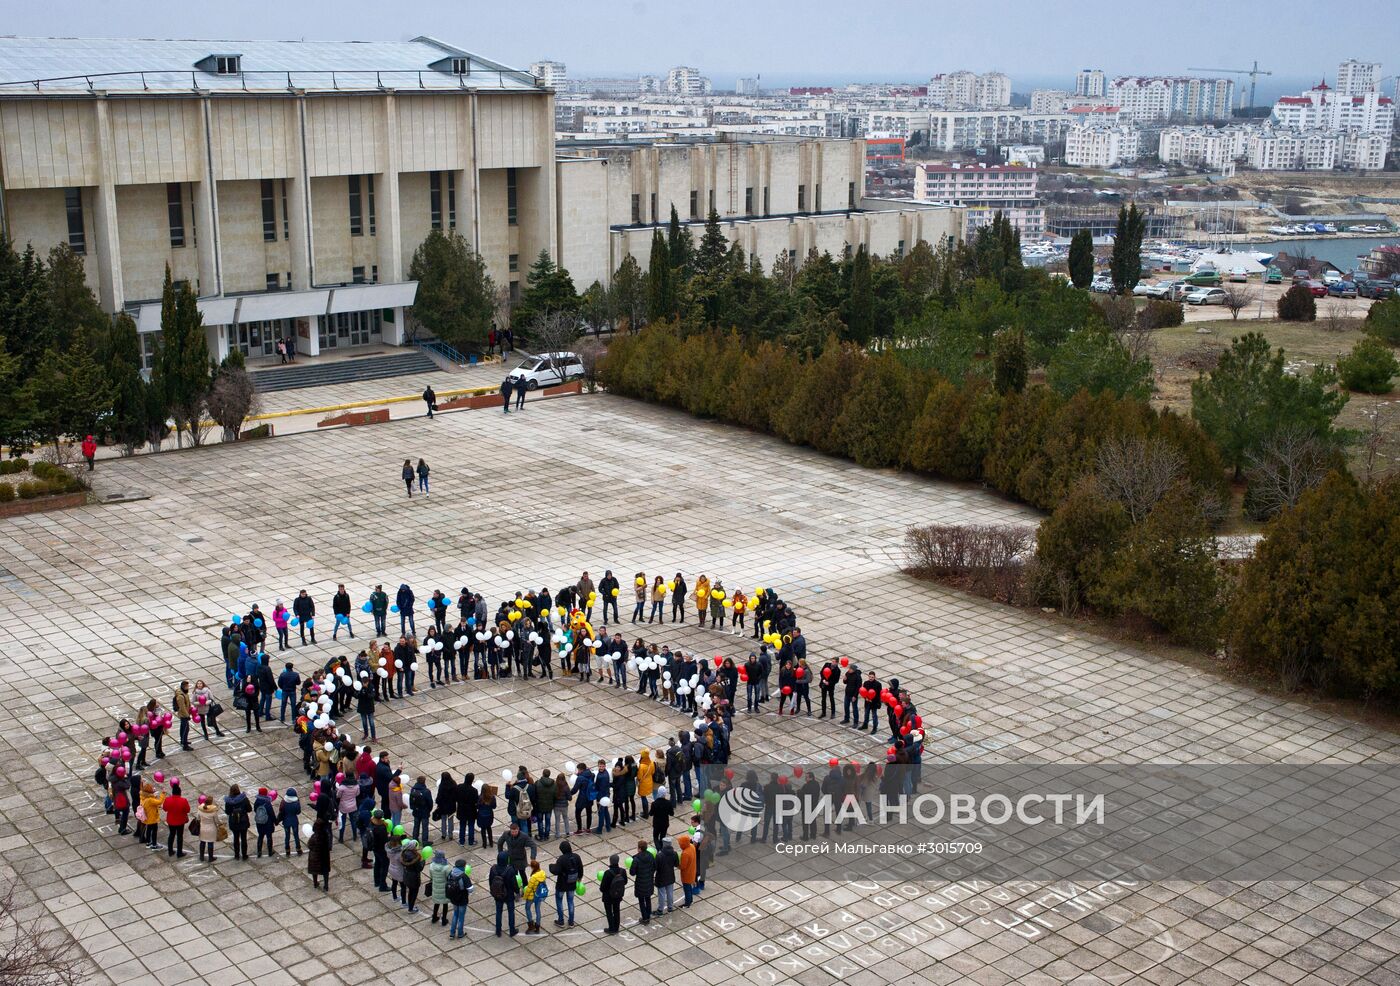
left=81, top=434, right=96, bottom=471
left=163, top=782, right=191, bottom=858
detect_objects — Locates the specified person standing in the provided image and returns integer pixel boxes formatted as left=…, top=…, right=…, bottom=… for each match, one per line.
left=649, top=577, right=666, bottom=624
left=631, top=573, right=647, bottom=624
left=401, top=839, right=425, bottom=914
left=163, top=782, right=189, bottom=857
left=630, top=839, right=657, bottom=924
left=195, top=795, right=220, bottom=862
left=447, top=858, right=473, bottom=939
left=489, top=850, right=522, bottom=937
left=416, top=458, right=431, bottom=498
left=81, top=434, right=96, bottom=471
left=842, top=661, right=862, bottom=726
left=550, top=840, right=583, bottom=927
left=332, top=584, right=353, bottom=640
left=272, top=601, right=290, bottom=651
left=397, top=584, right=416, bottom=636
left=671, top=573, right=687, bottom=623
left=428, top=849, right=452, bottom=925
left=522, top=860, right=547, bottom=933
left=861, top=670, right=882, bottom=733
left=173, top=681, right=193, bottom=751
left=308, top=818, right=332, bottom=891
left=576, top=571, right=596, bottom=621
left=277, top=663, right=300, bottom=723
left=819, top=658, right=841, bottom=719
left=369, top=584, right=389, bottom=636
left=655, top=837, right=679, bottom=913
left=422, top=385, right=437, bottom=419
left=358, top=680, right=377, bottom=740
left=224, top=784, right=252, bottom=861
left=293, top=590, right=316, bottom=645
left=401, top=459, right=415, bottom=498
left=514, top=379, right=527, bottom=412
left=435, top=772, right=459, bottom=843
left=279, top=788, right=303, bottom=855
left=254, top=787, right=278, bottom=857
left=600, top=854, right=627, bottom=934
left=598, top=570, right=620, bottom=623
left=500, top=376, right=514, bottom=415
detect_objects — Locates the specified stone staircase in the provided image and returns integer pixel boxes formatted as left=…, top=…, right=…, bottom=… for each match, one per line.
left=249, top=350, right=438, bottom=393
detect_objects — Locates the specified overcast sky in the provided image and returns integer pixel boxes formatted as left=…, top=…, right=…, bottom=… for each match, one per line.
left=5, top=0, right=1397, bottom=95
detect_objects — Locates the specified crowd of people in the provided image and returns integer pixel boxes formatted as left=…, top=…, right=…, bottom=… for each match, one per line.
left=95, top=569, right=926, bottom=939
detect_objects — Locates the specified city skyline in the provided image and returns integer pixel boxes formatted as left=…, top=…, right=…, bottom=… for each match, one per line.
left=2, top=0, right=1395, bottom=95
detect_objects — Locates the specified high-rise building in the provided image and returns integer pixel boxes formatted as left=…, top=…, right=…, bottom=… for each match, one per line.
left=736, top=77, right=761, bottom=96
left=1271, top=82, right=1394, bottom=135
left=913, top=161, right=1042, bottom=237
left=1076, top=69, right=1106, bottom=99
left=528, top=60, right=566, bottom=90
left=1108, top=76, right=1234, bottom=122
left=928, top=70, right=1010, bottom=108
left=1336, top=59, right=1381, bottom=96
left=664, top=66, right=712, bottom=96
left=1064, top=124, right=1143, bottom=167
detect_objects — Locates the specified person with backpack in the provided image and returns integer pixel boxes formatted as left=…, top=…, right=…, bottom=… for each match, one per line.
left=510, top=773, right=534, bottom=837
left=253, top=787, right=278, bottom=857
left=549, top=839, right=583, bottom=927
left=522, top=859, right=548, bottom=934
left=409, top=775, right=433, bottom=844
left=224, top=784, right=252, bottom=860
left=308, top=818, right=332, bottom=891
left=649, top=784, right=674, bottom=848
left=654, top=836, right=680, bottom=914
left=428, top=849, right=451, bottom=925
left=600, top=854, right=628, bottom=935
left=279, top=788, right=303, bottom=855
left=416, top=458, right=431, bottom=498
left=446, top=858, right=473, bottom=939
left=401, top=838, right=425, bottom=914
left=434, top=772, right=458, bottom=843
left=629, top=839, right=658, bottom=925
left=488, top=850, right=523, bottom=937
left=534, top=770, right=557, bottom=841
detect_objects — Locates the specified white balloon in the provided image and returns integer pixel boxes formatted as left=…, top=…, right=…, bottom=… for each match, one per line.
left=505, top=631, right=514, bottom=642
left=410, top=662, right=419, bottom=672
left=302, top=823, right=313, bottom=838
left=377, top=668, right=389, bottom=678
left=378, top=657, right=388, bottom=666
left=455, top=638, right=466, bottom=650
left=353, top=681, right=363, bottom=691
left=324, top=682, right=335, bottom=694
left=560, top=644, right=572, bottom=654
left=662, top=672, right=672, bottom=682
left=502, top=769, right=513, bottom=782
left=472, top=780, right=483, bottom=791
left=435, top=641, right=445, bottom=651
left=599, top=796, right=612, bottom=808
left=626, top=659, right=638, bottom=671
left=693, top=719, right=705, bottom=730
left=323, top=742, right=334, bottom=751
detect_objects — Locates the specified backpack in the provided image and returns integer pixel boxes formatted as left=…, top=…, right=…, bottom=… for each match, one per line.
left=489, top=866, right=509, bottom=901
left=515, top=786, right=533, bottom=821
left=254, top=802, right=271, bottom=827
left=447, top=869, right=470, bottom=899
left=604, top=871, right=626, bottom=903
left=410, top=787, right=431, bottom=816
left=675, top=746, right=690, bottom=772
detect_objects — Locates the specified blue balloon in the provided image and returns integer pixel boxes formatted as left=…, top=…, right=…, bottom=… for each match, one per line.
left=362, top=602, right=373, bottom=613
left=306, top=619, right=314, bottom=628
left=290, top=618, right=299, bottom=627
left=467, top=617, right=476, bottom=626
left=231, top=614, right=242, bottom=624
left=253, top=618, right=264, bottom=628
left=274, top=688, right=284, bottom=700
left=390, top=604, right=400, bottom=613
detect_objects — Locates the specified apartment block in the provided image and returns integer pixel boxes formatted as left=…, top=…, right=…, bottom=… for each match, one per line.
left=1064, top=124, right=1143, bottom=167
left=1108, top=76, right=1234, bottom=122
left=913, top=162, right=1042, bottom=237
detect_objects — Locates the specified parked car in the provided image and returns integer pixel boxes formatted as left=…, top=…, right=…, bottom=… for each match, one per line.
left=506, top=351, right=585, bottom=390
left=1141, top=282, right=1174, bottom=299
left=1131, top=282, right=1156, bottom=297
left=1184, top=270, right=1222, bottom=287
left=1227, top=267, right=1248, bottom=282
left=1292, top=269, right=1312, bottom=283
left=1090, top=276, right=1115, bottom=294
left=1358, top=280, right=1395, bottom=300
left=1185, top=287, right=1228, bottom=306
left=1328, top=281, right=1358, bottom=299
left=1305, top=280, right=1330, bottom=298
left=1264, top=266, right=1283, bottom=284
left=1322, top=270, right=1343, bottom=285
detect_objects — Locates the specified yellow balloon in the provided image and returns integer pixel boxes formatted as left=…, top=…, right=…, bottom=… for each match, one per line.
left=557, top=606, right=567, bottom=618
left=722, top=600, right=733, bottom=609
left=518, top=599, right=533, bottom=609
left=635, top=577, right=645, bottom=587
left=748, top=599, right=759, bottom=611
left=508, top=611, right=521, bottom=622
left=610, top=588, right=619, bottom=597
left=588, top=593, right=597, bottom=603
left=754, top=587, right=765, bottom=597
left=665, top=582, right=674, bottom=592
left=712, top=591, right=725, bottom=600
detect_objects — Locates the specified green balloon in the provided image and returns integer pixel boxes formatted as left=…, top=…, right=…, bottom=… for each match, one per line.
left=392, top=824, right=405, bottom=837
left=647, top=846, right=657, bottom=857
left=421, top=846, right=434, bottom=861
left=688, top=826, right=696, bottom=835
left=596, top=869, right=605, bottom=881
left=624, top=855, right=633, bottom=869
left=706, top=790, right=721, bottom=805
left=692, top=799, right=703, bottom=812
left=577, top=884, right=587, bottom=897
left=464, top=865, right=472, bottom=876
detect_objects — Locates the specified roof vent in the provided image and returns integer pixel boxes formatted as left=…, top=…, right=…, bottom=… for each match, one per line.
left=195, top=53, right=242, bottom=76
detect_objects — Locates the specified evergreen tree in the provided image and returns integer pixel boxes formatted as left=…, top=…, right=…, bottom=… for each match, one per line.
left=1, top=242, right=52, bottom=374
left=107, top=313, right=147, bottom=454
left=693, top=209, right=728, bottom=280
left=1109, top=203, right=1145, bottom=293
left=46, top=242, right=110, bottom=357
left=1068, top=229, right=1095, bottom=289
left=612, top=255, right=647, bottom=332
left=511, top=250, right=579, bottom=331
left=580, top=280, right=613, bottom=335
left=24, top=346, right=112, bottom=454
left=406, top=229, right=497, bottom=353
left=844, top=245, right=875, bottom=346
left=157, top=267, right=211, bottom=447
left=992, top=329, right=1028, bottom=394
left=666, top=206, right=693, bottom=274
left=646, top=230, right=675, bottom=322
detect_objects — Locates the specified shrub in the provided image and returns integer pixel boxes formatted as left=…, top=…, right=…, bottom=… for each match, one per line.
left=1276, top=283, right=1316, bottom=321
left=1366, top=295, right=1400, bottom=344
left=1034, top=476, right=1130, bottom=614
left=904, top=523, right=1032, bottom=603
left=831, top=355, right=926, bottom=468
left=1138, top=299, right=1184, bottom=329
left=1337, top=337, right=1398, bottom=394
left=16, top=481, right=38, bottom=500
left=0, top=461, right=11, bottom=475
left=0, top=483, right=12, bottom=502
left=242, top=423, right=273, bottom=440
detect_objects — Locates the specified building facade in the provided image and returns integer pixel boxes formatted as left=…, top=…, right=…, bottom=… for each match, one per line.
left=1336, top=60, right=1381, bottom=96
left=529, top=60, right=567, bottom=90
left=1108, top=76, right=1234, bottom=122
left=1271, top=83, right=1394, bottom=135
left=1064, top=124, right=1143, bottom=167
left=928, top=71, right=1010, bottom=109
left=1157, top=126, right=1249, bottom=170
left=0, top=35, right=555, bottom=363
left=1076, top=69, right=1106, bottom=99
left=912, top=162, right=1042, bottom=238
left=665, top=67, right=712, bottom=97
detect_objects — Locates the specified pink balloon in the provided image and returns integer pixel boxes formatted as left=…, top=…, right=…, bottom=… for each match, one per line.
left=309, top=793, right=318, bottom=803
left=153, top=771, right=164, bottom=783
left=192, top=714, right=202, bottom=724
left=115, top=766, right=126, bottom=777
left=198, top=795, right=208, bottom=805
left=117, top=731, right=127, bottom=743
left=244, top=684, right=255, bottom=694
left=197, top=695, right=208, bottom=705
left=99, top=756, right=110, bottom=766
left=335, top=772, right=345, bottom=782
left=120, top=748, right=132, bottom=760
left=169, top=777, right=179, bottom=786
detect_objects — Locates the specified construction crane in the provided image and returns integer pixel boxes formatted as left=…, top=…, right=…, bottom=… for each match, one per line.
left=1188, top=61, right=1273, bottom=111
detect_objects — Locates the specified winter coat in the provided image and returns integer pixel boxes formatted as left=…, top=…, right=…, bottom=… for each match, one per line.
left=435, top=778, right=458, bottom=818
left=389, top=784, right=406, bottom=817
left=678, top=834, right=697, bottom=884
left=139, top=786, right=163, bottom=827
left=654, top=843, right=679, bottom=887
left=278, top=794, right=301, bottom=827
left=650, top=795, right=673, bottom=835
left=429, top=857, right=451, bottom=904
left=254, top=794, right=277, bottom=834
left=571, top=771, right=594, bottom=806
left=396, top=585, right=414, bottom=613
left=524, top=869, right=548, bottom=902
left=336, top=782, right=358, bottom=815
left=637, top=755, right=655, bottom=798
left=489, top=851, right=521, bottom=901
left=224, top=792, right=252, bottom=832
left=534, top=776, right=557, bottom=814
left=409, top=782, right=433, bottom=820
left=162, top=795, right=190, bottom=828
left=369, top=590, right=388, bottom=616
left=401, top=845, right=424, bottom=886
left=195, top=803, right=220, bottom=846
left=549, top=843, right=583, bottom=888
left=307, top=827, right=331, bottom=876
left=387, top=844, right=405, bottom=882
left=496, top=829, right=537, bottom=872
left=457, top=783, right=479, bottom=824
left=630, top=847, right=657, bottom=898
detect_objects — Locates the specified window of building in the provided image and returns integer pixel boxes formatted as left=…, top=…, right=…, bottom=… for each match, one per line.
left=450, top=57, right=468, bottom=75
left=798, top=184, right=807, bottom=212
left=689, top=190, right=698, bottom=220
left=815, top=184, right=822, bottom=212
left=430, top=172, right=443, bottom=229
left=167, top=182, right=185, bottom=248
left=650, top=192, right=657, bottom=223
left=349, top=175, right=363, bottom=236
left=64, top=188, right=85, bottom=254
left=281, top=180, right=289, bottom=239
left=140, top=331, right=161, bottom=372
left=261, top=179, right=277, bottom=242
left=745, top=187, right=754, bottom=214
left=897, top=239, right=905, bottom=257
left=848, top=181, right=856, bottom=209
left=709, top=189, right=716, bottom=215
left=352, top=266, right=366, bottom=284
left=506, top=168, right=518, bottom=226
left=366, top=174, right=376, bottom=235
left=509, top=253, right=519, bottom=273
left=446, top=172, right=456, bottom=228
left=631, top=193, right=640, bottom=224
left=371, top=264, right=378, bottom=283
left=763, top=186, right=770, bottom=216
left=266, top=273, right=280, bottom=291
left=317, top=309, right=382, bottom=349
left=509, top=281, right=520, bottom=303
left=214, top=55, right=241, bottom=76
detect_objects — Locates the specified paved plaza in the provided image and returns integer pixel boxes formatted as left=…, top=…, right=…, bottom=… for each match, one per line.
left=1, top=393, right=1399, bottom=986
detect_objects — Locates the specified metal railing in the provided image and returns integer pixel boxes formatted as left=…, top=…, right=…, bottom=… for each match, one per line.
left=413, top=337, right=472, bottom=367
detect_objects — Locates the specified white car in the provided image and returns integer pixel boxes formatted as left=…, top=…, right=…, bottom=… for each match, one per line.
left=1185, top=287, right=1227, bottom=305
left=1227, top=268, right=1248, bottom=282
left=1090, top=276, right=1115, bottom=294
left=506, top=351, right=584, bottom=390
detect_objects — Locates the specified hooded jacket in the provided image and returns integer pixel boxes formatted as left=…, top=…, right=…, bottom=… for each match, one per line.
left=534, top=775, right=557, bottom=814
left=429, top=852, right=451, bottom=904
left=435, top=775, right=458, bottom=817
left=496, top=827, right=537, bottom=872
left=549, top=841, right=583, bottom=888
left=307, top=822, right=331, bottom=875
left=447, top=861, right=473, bottom=905
left=601, top=855, right=628, bottom=903
left=637, top=752, right=655, bottom=798
left=396, top=584, right=415, bottom=613
left=489, top=851, right=522, bottom=901
left=654, top=840, right=679, bottom=887
left=629, top=846, right=657, bottom=898
left=678, top=834, right=697, bottom=884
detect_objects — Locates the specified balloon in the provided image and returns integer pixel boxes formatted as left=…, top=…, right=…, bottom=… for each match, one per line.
left=599, top=796, right=612, bottom=807
left=114, top=766, right=126, bottom=777
left=274, top=688, right=284, bottom=700
left=502, top=769, right=513, bottom=781
left=421, top=846, right=434, bottom=861
left=576, top=882, right=586, bottom=895
left=231, top=614, right=242, bottom=624
left=888, top=746, right=897, bottom=756
left=713, top=657, right=723, bottom=667
left=775, top=776, right=787, bottom=786
left=306, top=619, right=314, bottom=628
left=724, top=769, right=735, bottom=780
left=153, top=771, right=165, bottom=783
left=335, top=772, right=345, bottom=782
left=839, top=657, right=850, bottom=667
left=391, top=604, right=400, bottom=613
left=302, top=823, right=313, bottom=838
left=198, top=795, right=208, bottom=805
left=353, top=681, right=362, bottom=691
left=596, top=870, right=605, bottom=882
left=253, top=618, right=264, bottom=628
left=793, top=767, right=804, bottom=778
left=463, top=865, right=472, bottom=875
left=393, top=824, right=405, bottom=836
left=324, top=742, right=334, bottom=751
left=324, top=682, right=335, bottom=694
left=410, top=662, right=419, bottom=672
left=636, top=577, right=645, bottom=587
left=377, top=669, right=389, bottom=678
left=665, top=582, right=674, bottom=592
left=795, top=667, right=806, bottom=680
left=781, top=686, right=792, bottom=695
left=692, top=799, right=703, bottom=812
left=723, top=600, right=732, bottom=608
left=467, top=616, right=476, bottom=626
left=244, top=683, right=255, bottom=695
left=290, top=618, right=298, bottom=627
left=821, top=668, right=832, bottom=679
left=610, top=588, right=619, bottom=597
left=100, top=756, right=110, bottom=766
left=509, top=611, right=521, bottom=622
left=362, top=601, right=373, bottom=613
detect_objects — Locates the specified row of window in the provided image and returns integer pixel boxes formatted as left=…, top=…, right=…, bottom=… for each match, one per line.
left=631, top=181, right=858, bottom=225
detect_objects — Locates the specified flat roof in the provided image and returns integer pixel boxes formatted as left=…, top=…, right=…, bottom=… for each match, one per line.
left=0, top=35, right=539, bottom=95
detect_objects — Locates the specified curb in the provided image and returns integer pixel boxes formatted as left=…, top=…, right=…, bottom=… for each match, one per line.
left=247, top=383, right=502, bottom=422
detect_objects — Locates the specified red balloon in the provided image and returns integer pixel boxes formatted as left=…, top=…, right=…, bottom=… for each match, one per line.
left=714, top=656, right=723, bottom=667
left=738, top=670, right=748, bottom=681
left=881, top=690, right=893, bottom=705
left=821, top=668, right=832, bottom=679
left=724, top=769, right=734, bottom=780
left=776, top=775, right=788, bottom=785
left=900, top=723, right=912, bottom=735
left=887, top=746, right=896, bottom=756
left=793, top=766, right=804, bottom=778
left=828, top=758, right=839, bottom=767
left=913, top=715, right=923, bottom=728
left=781, top=685, right=792, bottom=695
left=244, top=683, right=255, bottom=694
left=893, top=704, right=904, bottom=717
left=839, top=657, right=849, bottom=667
left=795, top=667, right=806, bottom=680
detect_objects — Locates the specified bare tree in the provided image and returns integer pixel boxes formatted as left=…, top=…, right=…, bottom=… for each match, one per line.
left=525, top=309, right=581, bottom=356
left=1244, top=423, right=1332, bottom=518
left=0, top=885, right=83, bottom=986
left=575, top=337, right=606, bottom=393
left=185, top=396, right=213, bottom=447
left=491, top=284, right=513, bottom=338
left=1320, top=299, right=1354, bottom=334
left=1221, top=284, right=1256, bottom=321
left=1094, top=293, right=1136, bottom=335
left=206, top=366, right=262, bottom=442
left=1361, top=400, right=1395, bottom=485
left=1095, top=436, right=1184, bottom=525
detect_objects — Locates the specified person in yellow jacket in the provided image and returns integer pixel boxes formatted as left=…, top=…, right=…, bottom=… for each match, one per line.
left=693, top=576, right=711, bottom=628
left=730, top=589, right=748, bottom=633
left=139, top=781, right=164, bottom=849
left=522, top=859, right=549, bottom=934
left=637, top=749, right=656, bottom=817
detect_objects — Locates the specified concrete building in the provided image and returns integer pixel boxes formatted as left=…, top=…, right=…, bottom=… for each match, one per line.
left=913, top=162, right=1042, bottom=238
left=529, top=60, right=567, bottom=90
left=665, top=66, right=712, bottom=97
left=1247, top=131, right=1340, bottom=171
left=1064, top=124, right=1143, bottom=167
left=928, top=71, right=1009, bottom=109
left=736, top=77, right=761, bottom=96
left=553, top=136, right=964, bottom=289
left=1108, top=76, right=1234, bottom=122
left=1030, top=89, right=1072, bottom=115
left=1157, top=126, right=1249, bottom=170
left=1336, top=59, right=1381, bottom=96
left=1076, top=69, right=1106, bottom=99
left=1271, top=83, right=1394, bottom=135
left=0, top=35, right=555, bottom=364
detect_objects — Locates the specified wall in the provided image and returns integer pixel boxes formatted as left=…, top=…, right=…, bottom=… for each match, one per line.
left=218, top=179, right=290, bottom=294
left=555, top=157, right=610, bottom=289
left=114, top=182, right=200, bottom=302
